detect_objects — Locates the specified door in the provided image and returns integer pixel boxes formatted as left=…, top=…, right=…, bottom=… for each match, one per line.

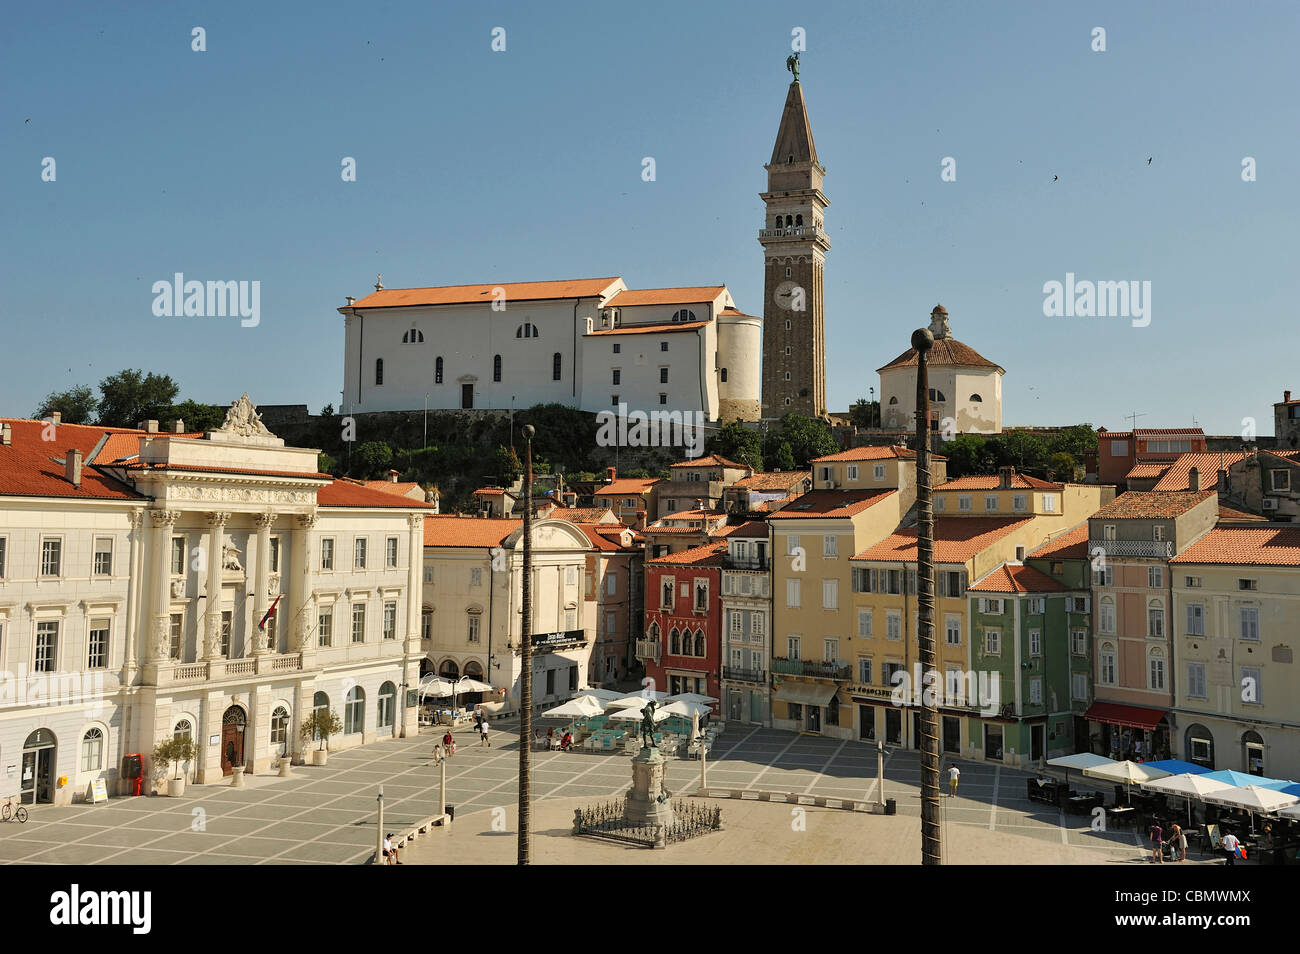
left=984, top=723, right=1004, bottom=761
left=807, top=705, right=821, bottom=733
left=21, top=729, right=57, bottom=804
left=1031, top=724, right=1045, bottom=762
left=750, top=691, right=763, bottom=724
left=859, top=705, right=875, bottom=741
left=728, top=691, right=742, bottom=721
left=221, top=706, right=247, bottom=776
left=942, top=716, right=960, bottom=754
left=885, top=708, right=902, bottom=744
left=460, top=384, right=474, bottom=409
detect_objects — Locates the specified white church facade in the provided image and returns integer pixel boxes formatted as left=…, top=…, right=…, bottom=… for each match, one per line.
left=338, top=277, right=762, bottom=423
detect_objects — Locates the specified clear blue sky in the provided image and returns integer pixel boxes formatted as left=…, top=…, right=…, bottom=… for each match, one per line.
left=4, top=1, right=1297, bottom=435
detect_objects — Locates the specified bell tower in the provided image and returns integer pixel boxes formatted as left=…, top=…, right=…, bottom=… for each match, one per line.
left=760, top=54, right=829, bottom=420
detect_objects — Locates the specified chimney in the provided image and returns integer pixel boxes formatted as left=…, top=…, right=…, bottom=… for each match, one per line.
left=1286, top=390, right=1293, bottom=403
left=388, top=469, right=400, bottom=483
left=65, top=448, right=83, bottom=488
left=173, top=419, right=185, bottom=433
left=51, top=411, right=61, bottom=425
left=605, top=466, right=616, bottom=483
left=346, top=296, right=356, bottom=306
left=1188, top=466, right=1199, bottom=492
left=0, top=423, right=10, bottom=446
left=145, top=420, right=159, bottom=434
left=999, top=466, right=1015, bottom=489
left=1218, top=468, right=1228, bottom=493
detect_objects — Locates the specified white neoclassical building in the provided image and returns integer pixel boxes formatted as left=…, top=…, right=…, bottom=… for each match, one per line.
left=0, top=397, right=431, bottom=805
left=877, top=305, right=1005, bottom=435
left=338, top=277, right=762, bottom=423
left=421, top=515, right=597, bottom=714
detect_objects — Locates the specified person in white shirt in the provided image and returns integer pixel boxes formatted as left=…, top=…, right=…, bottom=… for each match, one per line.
left=1220, top=830, right=1241, bottom=866
left=948, top=764, right=960, bottom=796
left=383, top=834, right=401, bottom=865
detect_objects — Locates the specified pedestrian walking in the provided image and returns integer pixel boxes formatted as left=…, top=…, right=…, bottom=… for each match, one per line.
left=1169, top=823, right=1186, bottom=862
left=533, top=729, right=543, bottom=751
left=480, top=721, right=490, bottom=747
left=948, top=764, right=960, bottom=797
left=1221, top=829, right=1242, bottom=866
left=1149, top=820, right=1164, bottom=864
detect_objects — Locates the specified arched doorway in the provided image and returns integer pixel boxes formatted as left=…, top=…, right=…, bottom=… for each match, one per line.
left=439, top=659, right=459, bottom=680
left=1243, top=730, right=1265, bottom=775
left=21, top=729, right=56, bottom=804
left=461, top=662, right=486, bottom=707
left=221, top=706, right=247, bottom=776
left=1185, top=723, right=1215, bottom=769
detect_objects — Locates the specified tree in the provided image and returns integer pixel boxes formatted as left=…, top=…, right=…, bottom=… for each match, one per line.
left=168, top=399, right=225, bottom=433
left=1046, top=424, right=1098, bottom=466
left=710, top=420, right=764, bottom=471
left=769, top=440, right=796, bottom=472
left=96, top=369, right=180, bottom=428
left=849, top=399, right=879, bottom=429
left=989, top=431, right=1049, bottom=473
left=299, top=708, right=343, bottom=751
left=941, top=434, right=991, bottom=478
left=354, top=441, right=393, bottom=478
left=767, top=413, right=838, bottom=467
left=33, top=385, right=96, bottom=424
left=494, top=445, right=523, bottom=483
left=1048, top=452, right=1078, bottom=481
left=318, top=452, right=337, bottom=474
left=151, top=736, right=197, bottom=781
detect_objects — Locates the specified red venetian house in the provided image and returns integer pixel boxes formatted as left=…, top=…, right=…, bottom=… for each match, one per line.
left=639, top=541, right=727, bottom=707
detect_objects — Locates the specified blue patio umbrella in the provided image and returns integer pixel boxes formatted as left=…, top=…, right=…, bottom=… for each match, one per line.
left=1142, top=759, right=1210, bottom=776
left=1202, top=769, right=1289, bottom=789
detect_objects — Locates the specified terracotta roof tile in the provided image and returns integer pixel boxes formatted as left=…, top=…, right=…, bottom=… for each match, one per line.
left=358, top=480, right=425, bottom=500
left=877, top=338, right=1004, bottom=374
left=546, top=507, right=618, bottom=524
left=603, top=286, right=725, bottom=307
left=647, top=541, right=728, bottom=566
left=726, top=520, right=770, bottom=538
left=813, top=445, right=938, bottom=463
left=317, top=481, right=435, bottom=509
left=1028, top=524, right=1090, bottom=560
left=585, top=322, right=709, bottom=336
left=593, top=477, right=660, bottom=497
left=348, top=278, right=620, bottom=309
left=423, top=515, right=521, bottom=547
left=768, top=489, right=898, bottom=519
left=1151, top=452, right=1249, bottom=491
left=1124, top=463, right=1172, bottom=479
left=1218, top=505, right=1267, bottom=522
left=731, top=470, right=810, bottom=490
left=717, top=308, right=759, bottom=319
left=968, top=564, right=1070, bottom=594
left=938, top=473, right=1062, bottom=490
left=0, top=419, right=144, bottom=500
left=669, top=454, right=743, bottom=469
left=1171, top=526, right=1300, bottom=566
left=852, top=517, right=1034, bottom=563
left=1091, top=490, right=1217, bottom=519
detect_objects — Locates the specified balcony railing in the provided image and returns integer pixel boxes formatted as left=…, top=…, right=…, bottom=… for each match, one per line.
left=758, top=225, right=828, bottom=244
left=635, top=639, right=661, bottom=664
left=771, top=657, right=850, bottom=680
left=722, top=667, right=766, bottom=684
left=1089, top=539, right=1174, bottom=559
left=721, top=557, right=770, bottom=571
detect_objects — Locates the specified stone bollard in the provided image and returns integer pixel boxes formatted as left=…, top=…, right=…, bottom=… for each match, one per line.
left=278, top=756, right=292, bottom=779
left=573, top=809, right=584, bottom=835
left=654, top=824, right=666, bottom=850
left=231, top=765, right=245, bottom=788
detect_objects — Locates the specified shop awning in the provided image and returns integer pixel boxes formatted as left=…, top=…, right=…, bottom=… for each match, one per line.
left=772, top=682, right=838, bottom=706
left=1084, top=701, right=1167, bottom=730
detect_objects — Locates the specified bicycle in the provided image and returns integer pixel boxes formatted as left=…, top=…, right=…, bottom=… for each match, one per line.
left=1, top=794, right=28, bottom=823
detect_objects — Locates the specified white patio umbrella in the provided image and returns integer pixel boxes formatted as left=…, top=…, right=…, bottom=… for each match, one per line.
left=1204, top=785, right=1299, bottom=815
left=607, top=705, right=671, bottom=723
left=1083, top=760, right=1170, bottom=805
left=659, top=700, right=710, bottom=719
left=543, top=696, right=605, bottom=719
left=1045, top=751, right=1115, bottom=791
left=1277, top=803, right=1300, bottom=822
left=666, top=693, right=718, bottom=705
left=1141, top=773, right=1236, bottom=826
left=607, top=691, right=668, bottom=708
left=573, top=688, right=625, bottom=703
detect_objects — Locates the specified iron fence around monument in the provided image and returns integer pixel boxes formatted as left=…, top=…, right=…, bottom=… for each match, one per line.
left=573, top=797, right=722, bottom=847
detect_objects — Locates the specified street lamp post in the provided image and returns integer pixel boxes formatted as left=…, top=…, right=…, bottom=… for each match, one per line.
left=913, top=325, right=941, bottom=866
left=518, top=423, right=535, bottom=865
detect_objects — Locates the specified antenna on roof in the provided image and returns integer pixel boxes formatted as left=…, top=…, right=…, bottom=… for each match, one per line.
left=1124, top=411, right=1146, bottom=430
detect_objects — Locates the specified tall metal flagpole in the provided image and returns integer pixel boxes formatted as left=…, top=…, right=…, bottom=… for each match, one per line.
left=912, top=326, right=941, bottom=866
left=517, top=424, right=535, bottom=865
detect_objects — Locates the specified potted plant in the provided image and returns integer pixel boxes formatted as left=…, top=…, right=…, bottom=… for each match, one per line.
left=299, top=708, right=342, bottom=765
left=152, top=737, right=197, bottom=796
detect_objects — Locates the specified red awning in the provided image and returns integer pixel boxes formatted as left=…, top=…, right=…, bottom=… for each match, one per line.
left=1084, top=701, right=1167, bottom=730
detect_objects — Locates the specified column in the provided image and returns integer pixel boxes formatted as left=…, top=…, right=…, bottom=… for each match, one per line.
left=147, top=509, right=180, bottom=664
left=252, top=512, right=274, bottom=655
left=403, top=513, right=424, bottom=738
left=203, top=512, right=230, bottom=659
left=292, top=511, right=317, bottom=658
left=122, top=507, right=145, bottom=677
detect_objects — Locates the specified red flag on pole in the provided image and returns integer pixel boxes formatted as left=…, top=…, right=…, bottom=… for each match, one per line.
left=259, top=594, right=282, bottom=631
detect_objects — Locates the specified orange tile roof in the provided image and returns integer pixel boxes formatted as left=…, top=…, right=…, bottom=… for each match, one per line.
left=647, top=541, right=728, bottom=566
left=1029, top=524, right=1090, bottom=560
left=669, top=454, right=743, bottom=469
left=726, top=520, right=770, bottom=538
left=968, top=564, right=1070, bottom=594
left=938, top=473, right=1062, bottom=491
left=1092, top=490, right=1217, bottom=519
left=603, top=286, right=725, bottom=307
left=731, top=470, right=810, bottom=491
left=877, top=338, right=1005, bottom=374
left=1171, top=527, right=1300, bottom=566
left=653, top=509, right=726, bottom=521
left=473, top=487, right=512, bottom=497
left=317, top=481, right=435, bottom=509
left=813, top=445, right=935, bottom=463
left=593, top=478, right=660, bottom=497
left=852, top=518, right=1034, bottom=563
left=1151, top=452, right=1249, bottom=491
left=768, top=489, right=898, bottom=519
left=1134, top=428, right=1205, bottom=439
left=585, top=321, right=709, bottom=336
left=423, top=515, right=521, bottom=548
left=1124, top=463, right=1172, bottom=480
left=348, top=277, right=621, bottom=309
left=576, top=523, right=641, bottom=551
left=358, top=479, right=425, bottom=500
left=1218, top=505, right=1266, bottom=522
left=0, top=419, right=144, bottom=500
left=716, top=308, right=759, bottom=319
left=546, top=507, right=618, bottom=524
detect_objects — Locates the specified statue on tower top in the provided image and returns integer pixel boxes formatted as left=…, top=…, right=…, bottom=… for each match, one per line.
left=928, top=304, right=951, bottom=340
left=786, top=51, right=800, bottom=82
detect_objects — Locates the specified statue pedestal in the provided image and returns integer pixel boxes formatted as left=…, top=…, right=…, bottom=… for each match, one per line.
left=626, top=745, right=675, bottom=827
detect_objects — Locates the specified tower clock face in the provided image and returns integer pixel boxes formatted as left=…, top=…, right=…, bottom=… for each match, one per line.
left=773, top=280, right=801, bottom=311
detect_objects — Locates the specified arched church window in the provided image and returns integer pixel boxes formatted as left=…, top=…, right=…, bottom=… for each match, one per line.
left=435, top=356, right=443, bottom=383
left=928, top=388, right=946, bottom=403
left=970, top=394, right=983, bottom=403
left=785, top=215, right=793, bottom=227
left=552, top=352, right=562, bottom=381
left=403, top=329, right=424, bottom=343
left=795, top=214, right=803, bottom=226
left=493, top=355, right=502, bottom=382
left=375, top=358, right=383, bottom=386
left=720, top=368, right=727, bottom=382
left=671, top=309, right=696, bottom=323
left=888, top=397, right=899, bottom=405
